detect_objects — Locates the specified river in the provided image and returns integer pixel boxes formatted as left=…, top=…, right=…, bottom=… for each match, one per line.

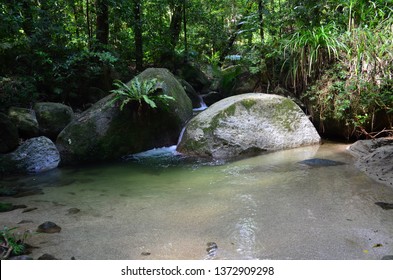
left=1, top=142, right=393, bottom=259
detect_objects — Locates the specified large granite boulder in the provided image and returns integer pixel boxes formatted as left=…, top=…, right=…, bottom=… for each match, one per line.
left=0, top=136, right=60, bottom=175
left=348, top=138, right=393, bottom=187
left=56, top=68, right=193, bottom=165
left=177, top=93, right=321, bottom=159
left=0, top=113, right=19, bottom=153
left=34, top=102, right=74, bottom=140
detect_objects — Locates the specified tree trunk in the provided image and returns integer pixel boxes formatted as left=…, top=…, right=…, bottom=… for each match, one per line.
left=133, top=0, right=143, bottom=72
left=86, top=0, right=93, bottom=48
left=95, top=0, right=109, bottom=47
left=183, top=0, right=188, bottom=61
left=169, top=2, right=183, bottom=52
left=258, top=0, right=264, bottom=42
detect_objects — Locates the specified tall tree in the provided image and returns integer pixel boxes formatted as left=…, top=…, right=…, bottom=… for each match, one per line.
left=95, top=0, right=109, bottom=47
left=168, top=0, right=183, bottom=52
left=133, top=0, right=143, bottom=72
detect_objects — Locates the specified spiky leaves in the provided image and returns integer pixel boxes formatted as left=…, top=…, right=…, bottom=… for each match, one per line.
left=110, top=78, right=175, bottom=111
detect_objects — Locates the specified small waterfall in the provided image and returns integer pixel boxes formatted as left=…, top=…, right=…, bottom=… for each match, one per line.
left=177, top=126, right=186, bottom=146
left=193, top=95, right=208, bottom=112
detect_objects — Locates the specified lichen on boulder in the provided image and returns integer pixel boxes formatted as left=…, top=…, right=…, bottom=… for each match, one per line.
left=177, top=93, right=321, bottom=159
left=56, top=68, right=193, bottom=165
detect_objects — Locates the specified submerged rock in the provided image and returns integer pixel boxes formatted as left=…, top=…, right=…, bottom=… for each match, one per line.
left=38, top=254, right=58, bottom=260
left=56, top=68, right=192, bottom=165
left=298, top=158, right=345, bottom=167
left=177, top=93, right=321, bottom=159
left=37, top=221, right=62, bottom=233
left=0, top=136, right=60, bottom=175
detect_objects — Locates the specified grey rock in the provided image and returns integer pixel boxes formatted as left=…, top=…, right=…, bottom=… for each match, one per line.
left=298, top=158, right=345, bottom=167
left=0, top=136, right=60, bottom=175
left=34, top=102, right=74, bottom=140
left=57, top=68, right=193, bottom=165
left=37, top=221, right=61, bottom=233
left=177, top=93, right=321, bottom=159
left=8, top=107, right=39, bottom=139
left=348, top=138, right=393, bottom=187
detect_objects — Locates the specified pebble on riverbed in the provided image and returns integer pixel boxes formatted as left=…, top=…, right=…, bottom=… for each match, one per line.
left=67, top=208, right=81, bottom=215
left=36, top=221, right=61, bottom=233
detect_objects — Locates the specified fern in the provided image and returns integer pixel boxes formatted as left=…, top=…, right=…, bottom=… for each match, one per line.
left=1, top=227, right=31, bottom=259
left=110, top=78, right=175, bottom=111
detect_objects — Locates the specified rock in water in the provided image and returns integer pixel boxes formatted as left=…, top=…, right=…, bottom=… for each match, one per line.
left=0, top=136, right=60, bottom=175
left=56, top=68, right=193, bottom=165
left=348, top=138, right=393, bottom=187
left=38, top=254, right=58, bottom=260
left=298, top=158, right=345, bottom=167
left=37, top=221, right=61, bottom=233
left=206, top=242, right=218, bottom=258
left=177, top=93, right=321, bottom=159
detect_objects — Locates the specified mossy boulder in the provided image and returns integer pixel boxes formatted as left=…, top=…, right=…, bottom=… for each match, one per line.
left=177, top=93, right=321, bottom=159
left=0, top=136, right=60, bottom=175
left=34, top=102, right=74, bottom=140
left=8, top=107, right=39, bottom=139
left=56, top=68, right=193, bottom=165
left=0, top=113, right=19, bottom=153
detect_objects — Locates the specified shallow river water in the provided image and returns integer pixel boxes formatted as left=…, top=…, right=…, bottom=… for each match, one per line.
left=1, top=142, right=393, bottom=260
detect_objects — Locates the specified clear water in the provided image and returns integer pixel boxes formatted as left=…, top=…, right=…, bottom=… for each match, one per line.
left=1, top=142, right=393, bottom=260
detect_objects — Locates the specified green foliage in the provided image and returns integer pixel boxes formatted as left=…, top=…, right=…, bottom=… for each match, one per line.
left=0, top=76, right=38, bottom=110
left=282, top=23, right=344, bottom=93
left=0, top=226, right=31, bottom=259
left=110, top=78, right=175, bottom=111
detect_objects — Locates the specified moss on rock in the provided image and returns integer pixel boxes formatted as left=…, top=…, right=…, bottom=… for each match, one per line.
left=56, top=68, right=193, bottom=165
left=177, top=93, right=321, bottom=159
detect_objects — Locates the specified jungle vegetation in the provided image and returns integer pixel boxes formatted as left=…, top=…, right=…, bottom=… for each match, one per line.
left=1, top=0, right=392, bottom=138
